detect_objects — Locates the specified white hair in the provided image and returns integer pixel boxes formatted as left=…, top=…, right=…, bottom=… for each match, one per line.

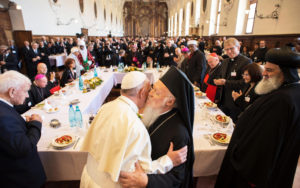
left=0, top=71, right=31, bottom=93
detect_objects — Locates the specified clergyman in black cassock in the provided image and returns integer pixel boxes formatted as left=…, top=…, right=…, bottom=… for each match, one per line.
left=147, top=66, right=195, bottom=188
left=215, top=47, right=300, bottom=187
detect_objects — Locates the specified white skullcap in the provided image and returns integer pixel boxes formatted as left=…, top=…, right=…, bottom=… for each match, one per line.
left=78, top=40, right=85, bottom=46
left=121, top=71, right=147, bottom=89
left=187, top=40, right=197, bottom=46
left=71, top=47, right=79, bottom=53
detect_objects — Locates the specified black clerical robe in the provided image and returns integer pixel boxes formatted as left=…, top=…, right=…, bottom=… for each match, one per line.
left=147, top=109, right=193, bottom=188
left=29, top=84, right=51, bottom=106
left=215, top=83, right=300, bottom=187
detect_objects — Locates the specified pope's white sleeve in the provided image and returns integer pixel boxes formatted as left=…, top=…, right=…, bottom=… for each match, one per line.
left=149, top=155, right=173, bottom=174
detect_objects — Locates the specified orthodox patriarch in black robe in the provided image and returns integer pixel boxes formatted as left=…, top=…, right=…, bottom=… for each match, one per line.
left=147, top=66, right=194, bottom=188
left=215, top=47, right=300, bottom=188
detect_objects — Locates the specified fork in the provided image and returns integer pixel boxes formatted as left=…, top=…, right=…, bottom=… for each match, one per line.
left=204, top=134, right=215, bottom=146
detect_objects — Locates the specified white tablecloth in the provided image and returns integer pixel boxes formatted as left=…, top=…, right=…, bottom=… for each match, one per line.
left=23, top=68, right=233, bottom=181
left=49, top=53, right=67, bottom=67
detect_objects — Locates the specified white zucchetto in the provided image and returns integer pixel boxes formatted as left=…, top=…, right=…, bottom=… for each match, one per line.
left=121, top=71, right=147, bottom=89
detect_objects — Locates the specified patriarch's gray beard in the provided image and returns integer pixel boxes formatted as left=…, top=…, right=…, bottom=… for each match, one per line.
left=255, top=76, right=282, bottom=95
left=141, top=105, right=161, bottom=129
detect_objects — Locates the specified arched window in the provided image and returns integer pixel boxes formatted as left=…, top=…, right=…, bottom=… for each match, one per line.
left=179, top=8, right=183, bottom=36
left=185, top=2, right=191, bottom=36
left=246, top=0, right=257, bottom=33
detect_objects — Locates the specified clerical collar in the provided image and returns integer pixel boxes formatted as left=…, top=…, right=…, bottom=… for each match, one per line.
left=230, top=54, right=239, bottom=62
left=0, top=97, right=13, bottom=107
left=118, top=95, right=138, bottom=113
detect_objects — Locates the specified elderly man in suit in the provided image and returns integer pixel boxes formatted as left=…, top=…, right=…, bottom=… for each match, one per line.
left=0, top=71, right=46, bottom=187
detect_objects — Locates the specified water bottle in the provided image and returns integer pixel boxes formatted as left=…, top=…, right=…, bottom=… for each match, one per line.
left=75, top=105, right=83, bottom=128
left=94, top=66, right=98, bottom=77
left=79, top=75, right=84, bottom=90
left=69, top=105, right=76, bottom=127
left=143, top=62, right=147, bottom=71
left=156, top=61, right=160, bottom=71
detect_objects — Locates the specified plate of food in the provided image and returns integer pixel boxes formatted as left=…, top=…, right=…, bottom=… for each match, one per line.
left=195, top=91, right=206, bottom=98
left=193, top=86, right=200, bottom=92
left=66, top=82, right=75, bottom=87
left=204, top=102, right=217, bottom=109
left=46, top=107, right=59, bottom=113
left=215, top=114, right=230, bottom=124
left=52, top=135, right=75, bottom=148
left=211, top=132, right=231, bottom=145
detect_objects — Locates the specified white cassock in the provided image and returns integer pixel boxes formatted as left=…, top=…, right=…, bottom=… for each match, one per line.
left=80, top=96, right=173, bottom=188
left=68, top=53, right=83, bottom=75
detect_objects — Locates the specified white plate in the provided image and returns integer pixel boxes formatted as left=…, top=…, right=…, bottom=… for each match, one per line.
left=204, top=102, right=217, bottom=109
left=214, top=114, right=230, bottom=124
left=211, top=132, right=231, bottom=146
left=52, top=135, right=75, bottom=148
left=195, top=92, right=206, bottom=98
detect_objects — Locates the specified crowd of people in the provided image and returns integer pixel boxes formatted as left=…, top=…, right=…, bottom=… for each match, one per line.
left=0, top=35, right=299, bottom=187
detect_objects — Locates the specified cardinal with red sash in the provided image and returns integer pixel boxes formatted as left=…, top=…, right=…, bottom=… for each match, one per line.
left=202, top=53, right=222, bottom=102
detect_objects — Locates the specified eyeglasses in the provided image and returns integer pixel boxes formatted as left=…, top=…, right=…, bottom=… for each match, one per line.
left=224, top=47, right=237, bottom=52
left=242, top=73, right=250, bottom=76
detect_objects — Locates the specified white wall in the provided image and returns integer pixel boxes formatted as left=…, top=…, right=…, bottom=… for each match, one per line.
left=168, top=0, right=300, bottom=36
left=12, top=0, right=124, bottom=36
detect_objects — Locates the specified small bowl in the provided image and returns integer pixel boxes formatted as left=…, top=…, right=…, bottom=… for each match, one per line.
left=50, top=119, right=61, bottom=128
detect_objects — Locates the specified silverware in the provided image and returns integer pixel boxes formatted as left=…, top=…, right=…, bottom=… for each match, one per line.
left=204, top=134, right=215, bottom=146
left=73, top=137, right=80, bottom=149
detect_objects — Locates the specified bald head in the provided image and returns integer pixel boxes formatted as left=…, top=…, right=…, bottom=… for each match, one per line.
left=37, top=63, right=47, bottom=75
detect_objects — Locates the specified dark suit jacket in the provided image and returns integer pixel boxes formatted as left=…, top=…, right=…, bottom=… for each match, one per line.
left=0, top=100, right=46, bottom=187
left=27, top=49, right=41, bottom=79
left=185, top=50, right=207, bottom=86
left=4, top=52, right=19, bottom=71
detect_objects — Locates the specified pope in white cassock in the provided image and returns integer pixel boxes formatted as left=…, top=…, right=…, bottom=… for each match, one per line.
left=80, top=71, right=187, bottom=188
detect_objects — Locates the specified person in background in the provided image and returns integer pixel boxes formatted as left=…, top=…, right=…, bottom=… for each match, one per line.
left=78, top=40, right=95, bottom=71
left=68, top=47, right=82, bottom=75
left=1, top=47, right=19, bottom=71
left=241, top=46, right=250, bottom=58
left=185, top=40, right=207, bottom=89
left=173, top=47, right=185, bottom=68
left=232, top=63, right=263, bottom=114
left=202, top=53, right=222, bottom=102
left=216, top=47, right=300, bottom=188
left=214, top=38, right=252, bottom=122
left=294, top=37, right=300, bottom=53
left=38, top=41, right=51, bottom=71
left=112, top=49, right=126, bottom=67
left=251, top=40, right=268, bottom=64
left=60, top=58, right=76, bottom=87
left=29, top=74, right=51, bottom=106
left=27, top=42, right=41, bottom=80
left=37, top=63, right=57, bottom=91
left=180, top=47, right=190, bottom=74
left=0, top=71, right=46, bottom=187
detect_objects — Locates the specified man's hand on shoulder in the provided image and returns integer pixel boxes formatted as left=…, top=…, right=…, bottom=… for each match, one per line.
left=167, top=142, right=187, bottom=167
left=119, top=162, right=148, bottom=188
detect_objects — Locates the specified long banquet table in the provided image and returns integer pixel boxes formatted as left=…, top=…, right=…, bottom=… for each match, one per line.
left=23, top=68, right=234, bottom=181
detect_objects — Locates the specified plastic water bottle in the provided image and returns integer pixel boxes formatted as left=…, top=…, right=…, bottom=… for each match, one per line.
left=79, top=75, right=84, bottom=90
left=156, top=62, right=160, bottom=71
left=143, top=62, right=147, bottom=71
left=75, top=105, right=83, bottom=128
left=94, top=66, right=98, bottom=77
left=69, top=105, right=76, bottom=127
